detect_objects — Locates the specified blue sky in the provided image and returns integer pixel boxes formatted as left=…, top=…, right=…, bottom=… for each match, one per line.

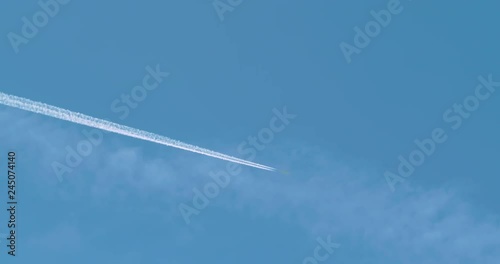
left=1, top=0, right=500, bottom=263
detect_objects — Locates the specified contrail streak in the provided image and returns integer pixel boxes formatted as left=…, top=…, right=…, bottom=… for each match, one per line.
left=0, top=92, right=276, bottom=171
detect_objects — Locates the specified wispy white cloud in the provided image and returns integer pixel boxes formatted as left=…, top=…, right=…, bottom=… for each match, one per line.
left=213, top=142, right=500, bottom=263
left=2, top=108, right=499, bottom=263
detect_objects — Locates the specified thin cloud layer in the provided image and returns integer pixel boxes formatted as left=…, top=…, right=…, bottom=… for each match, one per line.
left=2, top=109, right=499, bottom=263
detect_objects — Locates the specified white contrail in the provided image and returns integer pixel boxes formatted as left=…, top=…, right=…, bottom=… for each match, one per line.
left=0, top=92, right=275, bottom=171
